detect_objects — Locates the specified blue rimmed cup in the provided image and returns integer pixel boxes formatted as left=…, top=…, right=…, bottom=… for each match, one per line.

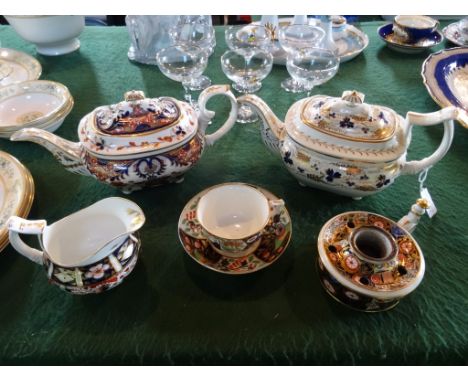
left=393, top=15, right=439, bottom=44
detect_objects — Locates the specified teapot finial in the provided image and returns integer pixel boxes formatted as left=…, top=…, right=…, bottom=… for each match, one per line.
left=124, top=90, right=145, bottom=102
left=342, top=90, right=365, bottom=104
left=397, top=198, right=429, bottom=233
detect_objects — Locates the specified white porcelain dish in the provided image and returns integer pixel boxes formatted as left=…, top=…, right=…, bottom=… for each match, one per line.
left=4, top=16, right=85, bottom=56
left=0, top=151, right=34, bottom=252
left=0, top=48, right=41, bottom=88
left=0, top=80, right=73, bottom=138
left=443, top=22, right=468, bottom=46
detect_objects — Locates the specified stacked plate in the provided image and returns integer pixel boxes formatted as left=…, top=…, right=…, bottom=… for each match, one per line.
left=0, top=151, right=35, bottom=252
left=0, top=80, right=74, bottom=138
left=0, top=48, right=41, bottom=88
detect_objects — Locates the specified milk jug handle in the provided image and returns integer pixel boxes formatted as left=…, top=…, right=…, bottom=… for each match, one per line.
left=7, top=216, right=46, bottom=265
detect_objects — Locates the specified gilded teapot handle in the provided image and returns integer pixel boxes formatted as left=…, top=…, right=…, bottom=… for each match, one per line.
left=197, top=85, right=238, bottom=146
left=401, top=106, right=457, bottom=175
left=7, top=216, right=46, bottom=265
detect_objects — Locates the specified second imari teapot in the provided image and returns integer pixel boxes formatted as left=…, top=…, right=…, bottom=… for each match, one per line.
left=239, top=90, right=461, bottom=199
left=11, top=85, right=238, bottom=193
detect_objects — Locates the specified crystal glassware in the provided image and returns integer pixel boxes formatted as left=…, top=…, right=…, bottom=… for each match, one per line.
left=223, top=25, right=273, bottom=123
left=169, top=23, right=215, bottom=91
left=156, top=44, right=208, bottom=104
left=286, top=47, right=339, bottom=97
left=278, top=24, right=325, bottom=93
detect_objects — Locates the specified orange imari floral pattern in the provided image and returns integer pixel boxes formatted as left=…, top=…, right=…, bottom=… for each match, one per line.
left=322, top=212, right=421, bottom=292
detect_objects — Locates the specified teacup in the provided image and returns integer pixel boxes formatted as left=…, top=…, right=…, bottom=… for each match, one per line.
left=392, top=15, right=439, bottom=43
left=196, top=183, right=284, bottom=257
left=7, top=197, right=145, bottom=294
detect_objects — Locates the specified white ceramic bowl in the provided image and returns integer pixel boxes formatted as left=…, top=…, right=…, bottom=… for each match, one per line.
left=5, top=16, right=85, bottom=56
left=0, top=80, right=73, bottom=138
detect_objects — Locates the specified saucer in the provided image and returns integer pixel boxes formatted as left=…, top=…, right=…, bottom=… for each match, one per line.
left=422, top=47, right=468, bottom=128
left=443, top=22, right=468, bottom=47
left=255, top=18, right=367, bottom=64
left=0, top=48, right=41, bottom=88
left=0, top=151, right=35, bottom=252
left=178, top=183, right=292, bottom=275
left=378, top=23, right=443, bottom=54
left=333, top=24, right=369, bottom=62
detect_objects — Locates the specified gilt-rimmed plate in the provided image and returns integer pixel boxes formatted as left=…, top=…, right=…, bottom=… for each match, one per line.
left=422, top=47, right=468, bottom=127
left=0, top=48, right=41, bottom=88
left=0, top=151, right=35, bottom=252
left=178, top=183, right=292, bottom=275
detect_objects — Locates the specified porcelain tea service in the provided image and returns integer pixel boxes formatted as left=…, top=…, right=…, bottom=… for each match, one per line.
left=10, top=85, right=238, bottom=193
left=7, top=197, right=145, bottom=294
left=443, top=19, right=468, bottom=47
left=238, top=90, right=461, bottom=199
left=317, top=199, right=428, bottom=312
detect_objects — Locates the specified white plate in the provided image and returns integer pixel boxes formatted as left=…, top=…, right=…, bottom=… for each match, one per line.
left=443, top=22, right=468, bottom=47
left=0, top=48, right=41, bottom=88
left=254, top=18, right=368, bottom=65
left=0, top=151, right=34, bottom=252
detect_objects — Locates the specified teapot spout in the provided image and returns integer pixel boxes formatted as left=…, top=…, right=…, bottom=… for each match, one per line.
left=237, top=94, right=285, bottom=155
left=10, top=128, right=90, bottom=176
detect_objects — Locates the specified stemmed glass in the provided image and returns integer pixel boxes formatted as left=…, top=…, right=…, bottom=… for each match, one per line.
left=222, top=25, right=274, bottom=124
left=169, top=23, right=215, bottom=91
left=286, top=47, right=339, bottom=97
left=156, top=44, right=208, bottom=105
left=278, top=24, right=325, bottom=93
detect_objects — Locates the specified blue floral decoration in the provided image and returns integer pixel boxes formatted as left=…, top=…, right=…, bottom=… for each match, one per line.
left=283, top=151, right=293, bottom=165
left=326, top=169, right=342, bottom=182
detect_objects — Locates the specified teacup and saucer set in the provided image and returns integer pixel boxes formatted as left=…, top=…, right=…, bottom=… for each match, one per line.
left=378, top=15, right=444, bottom=54
left=443, top=18, right=468, bottom=47
left=178, top=183, right=292, bottom=275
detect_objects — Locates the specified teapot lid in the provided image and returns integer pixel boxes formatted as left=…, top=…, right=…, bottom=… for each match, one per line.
left=289, top=91, right=406, bottom=163
left=79, top=90, right=198, bottom=157
left=318, top=211, right=424, bottom=299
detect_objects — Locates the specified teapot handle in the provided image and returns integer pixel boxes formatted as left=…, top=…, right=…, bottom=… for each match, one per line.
left=401, top=106, right=457, bottom=175
left=7, top=216, right=46, bottom=265
left=197, top=85, right=238, bottom=146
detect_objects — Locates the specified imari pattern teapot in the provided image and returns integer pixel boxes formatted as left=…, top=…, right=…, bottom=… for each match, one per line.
left=239, top=90, right=461, bottom=198
left=11, top=85, right=238, bottom=193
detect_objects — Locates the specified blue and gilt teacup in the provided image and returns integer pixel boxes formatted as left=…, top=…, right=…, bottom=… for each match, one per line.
left=393, top=15, right=439, bottom=44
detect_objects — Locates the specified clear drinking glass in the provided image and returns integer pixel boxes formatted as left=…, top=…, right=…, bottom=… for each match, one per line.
left=223, top=25, right=273, bottom=123
left=169, top=23, right=215, bottom=90
left=278, top=24, right=326, bottom=93
left=286, top=47, right=339, bottom=97
left=156, top=44, right=208, bottom=105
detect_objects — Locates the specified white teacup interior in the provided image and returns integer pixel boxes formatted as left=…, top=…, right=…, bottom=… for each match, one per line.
left=43, top=212, right=127, bottom=267
left=395, top=15, right=436, bottom=29
left=197, top=184, right=270, bottom=239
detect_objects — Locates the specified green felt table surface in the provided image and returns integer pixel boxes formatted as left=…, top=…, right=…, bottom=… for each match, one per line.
left=0, top=21, right=467, bottom=365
